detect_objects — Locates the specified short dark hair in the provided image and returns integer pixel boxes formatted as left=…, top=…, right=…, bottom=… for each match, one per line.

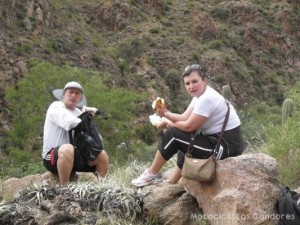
left=183, top=64, right=206, bottom=80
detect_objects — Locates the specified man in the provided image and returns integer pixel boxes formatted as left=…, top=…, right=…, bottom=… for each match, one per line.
left=42, top=81, right=109, bottom=185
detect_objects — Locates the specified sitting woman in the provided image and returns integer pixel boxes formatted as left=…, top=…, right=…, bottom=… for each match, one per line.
left=132, top=64, right=244, bottom=187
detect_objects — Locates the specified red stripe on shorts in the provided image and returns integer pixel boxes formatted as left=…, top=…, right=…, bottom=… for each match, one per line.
left=50, top=148, right=55, bottom=166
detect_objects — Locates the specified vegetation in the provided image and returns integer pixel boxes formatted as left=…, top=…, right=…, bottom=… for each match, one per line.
left=0, top=0, right=300, bottom=205
left=266, top=82, right=300, bottom=187
left=281, top=98, right=294, bottom=125
left=234, top=81, right=300, bottom=187
left=221, top=84, right=232, bottom=100
left=0, top=158, right=180, bottom=224
left=0, top=60, right=151, bottom=179
left=1, top=58, right=300, bottom=190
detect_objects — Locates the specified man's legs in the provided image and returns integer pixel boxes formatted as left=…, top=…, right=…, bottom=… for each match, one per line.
left=89, top=150, right=109, bottom=177
left=57, top=144, right=75, bottom=185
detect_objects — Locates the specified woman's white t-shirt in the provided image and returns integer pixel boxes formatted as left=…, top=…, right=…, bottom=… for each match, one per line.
left=188, top=86, right=240, bottom=135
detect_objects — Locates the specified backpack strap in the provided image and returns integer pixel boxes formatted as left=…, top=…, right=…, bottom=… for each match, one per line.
left=69, top=129, right=75, bottom=146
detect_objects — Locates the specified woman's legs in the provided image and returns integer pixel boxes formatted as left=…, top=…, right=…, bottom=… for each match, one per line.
left=166, top=165, right=182, bottom=184
left=148, top=150, right=167, bottom=174
left=132, top=127, right=218, bottom=187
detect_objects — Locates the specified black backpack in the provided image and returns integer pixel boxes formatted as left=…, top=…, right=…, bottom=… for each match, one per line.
left=277, top=186, right=300, bottom=225
left=69, top=111, right=103, bottom=161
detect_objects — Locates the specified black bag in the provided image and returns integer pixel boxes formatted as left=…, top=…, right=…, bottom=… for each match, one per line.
left=276, top=186, right=300, bottom=225
left=69, top=111, right=103, bottom=161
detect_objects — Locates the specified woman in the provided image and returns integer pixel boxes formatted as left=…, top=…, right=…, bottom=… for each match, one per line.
left=132, top=64, right=244, bottom=187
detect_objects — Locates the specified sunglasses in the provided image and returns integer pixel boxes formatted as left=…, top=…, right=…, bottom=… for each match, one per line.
left=184, top=64, right=202, bottom=72
left=183, top=64, right=205, bottom=79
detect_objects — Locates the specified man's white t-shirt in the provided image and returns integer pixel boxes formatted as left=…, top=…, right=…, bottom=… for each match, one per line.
left=188, top=86, right=241, bottom=135
left=42, top=101, right=81, bottom=158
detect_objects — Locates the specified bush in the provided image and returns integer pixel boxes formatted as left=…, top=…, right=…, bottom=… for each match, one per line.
left=4, top=60, right=146, bottom=177
left=266, top=117, right=300, bottom=187
left=165, top=69, right=180, bottom=97
left=265, top=81, right=300, bottom=186
left=210, top=7, right=229, bottom=20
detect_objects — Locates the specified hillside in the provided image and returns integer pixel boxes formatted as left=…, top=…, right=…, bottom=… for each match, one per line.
left=0, top=0, right=300, bottom=154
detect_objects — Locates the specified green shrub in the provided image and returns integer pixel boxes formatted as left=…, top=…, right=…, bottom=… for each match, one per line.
left=239, top=100, right=281, bottom=151
left=214, top=73, right=225, bottom=83
left=210, top=7, right=229, bottom=20
left=190, top=52, right=199, bottom=61
left=165, top=69, right=181, bottom=98
left=264, top=81, right=300, bottom=186
left=136, top=124, right=156, bottom=145
left=149, top=27, right=159, bottom=34
left=4, top=60, right=146, bottom=177
left=16, top=42, right=32, bottom=56
left=91, top=53, right=102, bottom=64
left=209, top=40, right=222, bottom=50
left=266, top=118, right=300, bottom=187
left=74, top=35, right=85, bottom=45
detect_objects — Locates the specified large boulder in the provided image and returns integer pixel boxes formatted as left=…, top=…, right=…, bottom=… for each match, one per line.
left=182, top=153, right=281, bottom=225
left=142, top=183, right=202, bottom=225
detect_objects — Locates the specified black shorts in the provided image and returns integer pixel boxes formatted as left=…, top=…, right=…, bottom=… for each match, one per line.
left=43, top=146, right=96, bottom=174
left=158, top=126, right=244, bottom=169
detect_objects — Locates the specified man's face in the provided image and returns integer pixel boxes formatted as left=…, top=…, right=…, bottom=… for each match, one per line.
left=183, top=71, right=206, bottom=97
left=63, top=88, right=82, bottom=109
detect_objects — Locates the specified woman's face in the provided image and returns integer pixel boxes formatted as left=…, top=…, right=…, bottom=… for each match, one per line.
left=183, top=71, right=207, bottom=97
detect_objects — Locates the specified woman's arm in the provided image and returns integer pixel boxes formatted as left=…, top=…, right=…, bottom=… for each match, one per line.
left=173, top=113, right=207, bottom=133
left=158, top=105, right=193, bottom=122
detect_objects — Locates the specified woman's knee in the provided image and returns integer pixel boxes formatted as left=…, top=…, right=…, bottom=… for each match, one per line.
left=164, top=127, right=178, bottom=137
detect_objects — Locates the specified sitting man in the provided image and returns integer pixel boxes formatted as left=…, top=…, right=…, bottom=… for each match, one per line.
left=42, top=81, right=109, bottom=185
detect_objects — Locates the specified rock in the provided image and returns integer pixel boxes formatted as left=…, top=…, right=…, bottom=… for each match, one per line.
left=1, top=174, right=45, bottom=201
left=14, top=60, right=28, bottom=76
left=143, top=183, right=203, bottom=225
left=1, top=171, right=98, bottom=201
left=182, top=153, right=281, bottom=225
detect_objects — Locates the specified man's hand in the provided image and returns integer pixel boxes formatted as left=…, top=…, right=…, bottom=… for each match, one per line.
left=82, top=106, right=98, bottom=115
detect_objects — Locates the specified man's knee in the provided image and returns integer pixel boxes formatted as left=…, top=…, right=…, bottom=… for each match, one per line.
left=58, top=144, right=75, bottom=160
left=98, top=150, right=109, bottom=162
left=89, top=150, right=109, bottom=165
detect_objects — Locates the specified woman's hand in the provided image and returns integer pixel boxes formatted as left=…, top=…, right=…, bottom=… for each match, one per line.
left=156, top=117, right=170, bottom=129
left=156, top=105, right=167, bottom=117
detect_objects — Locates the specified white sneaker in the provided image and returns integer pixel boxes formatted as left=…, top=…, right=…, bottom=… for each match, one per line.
left=131, top=169, right=163, bottom=187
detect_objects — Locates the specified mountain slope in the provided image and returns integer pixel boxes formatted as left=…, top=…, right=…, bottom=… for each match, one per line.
left=0, top=0, right=300, bottom=124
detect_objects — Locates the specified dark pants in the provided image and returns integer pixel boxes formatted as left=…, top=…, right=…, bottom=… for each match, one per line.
left=158, top=126, right=244, bottom=169
left=43, top=146, right=96, bottom=174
